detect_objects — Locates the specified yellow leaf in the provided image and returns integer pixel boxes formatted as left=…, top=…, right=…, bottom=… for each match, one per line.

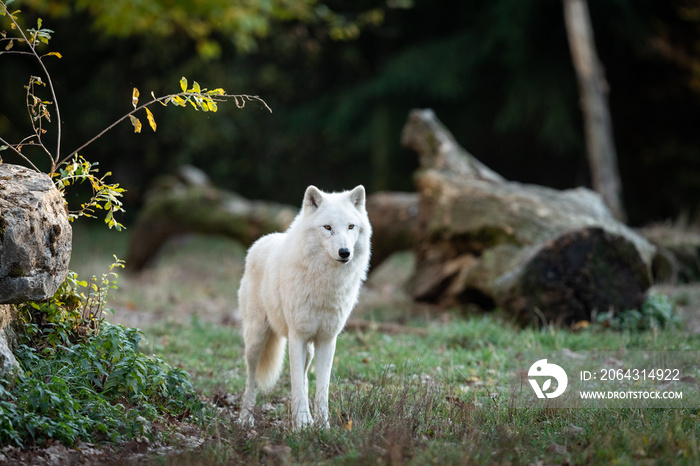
left=45, top=51, right=62, bottom=58
left=180, top=77, right=188, bottom=92
left=129, top=115, right=142, bottom=133
left=132, top=88, right=139, bottom=109
left=145, top=107, right=157, bottom=132
left=171, top=96, right=186, bottom=107
left=192, top=81, right=201, bottom=93
left=207, top=88, right=225, bottom=96
left=345, top=420, right=353, bottom=431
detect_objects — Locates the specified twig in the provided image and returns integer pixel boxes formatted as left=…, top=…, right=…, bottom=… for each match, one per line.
left=0, top=135, right=41, bottom=171
left=62, top=92, right=271, bottom=167
left=3, top=5, right=63, bottom=173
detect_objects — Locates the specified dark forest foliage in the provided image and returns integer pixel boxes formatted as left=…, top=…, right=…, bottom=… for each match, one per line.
left=2, top=0, right=700, bottom=224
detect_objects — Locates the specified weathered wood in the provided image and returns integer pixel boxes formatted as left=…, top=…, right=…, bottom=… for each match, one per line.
left=125, top=167, right=297, bottom=271
left=638, top=225, right=700, bottom=284
left=366, top=191, right=419, bottom=268
left=402, top=109, right=655, bottom=324
left=126, top=166, right=418, bottom=272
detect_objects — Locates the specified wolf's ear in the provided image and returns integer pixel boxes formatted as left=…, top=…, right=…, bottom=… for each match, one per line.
left=304, top=185, right=324, bottom=211
left=349, top=185, right=366, bottom=210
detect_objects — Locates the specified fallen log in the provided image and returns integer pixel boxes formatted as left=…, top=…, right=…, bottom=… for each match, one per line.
left=125, top=167, right=297, bottom=271
left=126, top=166, right=418, bottom=272
left=401, top=109, right=656, bottom=324
left=638, top=225, right=700, bottom=284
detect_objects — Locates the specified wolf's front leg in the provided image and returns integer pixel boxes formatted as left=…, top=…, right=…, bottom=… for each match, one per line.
left=314, top=337, right=337, bottom=429
left=288, top=333, right=313, bottom=429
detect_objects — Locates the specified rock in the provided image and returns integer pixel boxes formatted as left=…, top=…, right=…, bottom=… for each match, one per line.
left=0, top=164, right=72, bottom=303
left=0, top=304, right=19, bottom=372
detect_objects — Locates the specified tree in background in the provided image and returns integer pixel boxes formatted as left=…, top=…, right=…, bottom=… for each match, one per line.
left=563, top=0, right=625, bottom=221
left=2, top=0, right=700, bottom=224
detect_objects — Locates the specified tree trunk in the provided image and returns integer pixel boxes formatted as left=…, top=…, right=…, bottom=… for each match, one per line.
left=401, top=109, right=654, bottom=324
left=563, top=0, right=625, bottom=221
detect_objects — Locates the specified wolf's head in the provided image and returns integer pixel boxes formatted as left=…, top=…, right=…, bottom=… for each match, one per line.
left=301, top=185, right=372, bottom=267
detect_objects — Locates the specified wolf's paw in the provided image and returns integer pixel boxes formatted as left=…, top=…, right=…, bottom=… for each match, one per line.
left=239, top=410, right=255, bottom=427
left=293, top=410, right=313, bottom=430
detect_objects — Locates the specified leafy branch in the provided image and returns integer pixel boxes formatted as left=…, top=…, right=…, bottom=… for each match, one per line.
left=0, top=0, right=271, bottom=231
left=69, top=77, right=271, bottom=162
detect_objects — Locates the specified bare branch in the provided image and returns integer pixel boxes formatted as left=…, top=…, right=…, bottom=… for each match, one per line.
left=62, top=94, right=173, bottom=167
left=0, top=135, right=41, bottom=171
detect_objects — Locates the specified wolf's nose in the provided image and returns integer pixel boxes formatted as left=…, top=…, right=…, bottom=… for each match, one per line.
left=338, top=248, right=351, bottom=259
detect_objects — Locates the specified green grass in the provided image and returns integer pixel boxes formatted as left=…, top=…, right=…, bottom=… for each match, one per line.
left=64, top=223, right=700, bottom=464
left=139, top=315, right=700, bottom=465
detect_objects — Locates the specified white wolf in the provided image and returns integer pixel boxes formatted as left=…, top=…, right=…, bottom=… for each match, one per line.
left=238, top=185, right=371, bottom=429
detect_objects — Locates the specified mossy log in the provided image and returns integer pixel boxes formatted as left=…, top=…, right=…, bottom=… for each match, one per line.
left=401, top=109, right=656, bottom=324
left=126, top=166, right=418, bottom=272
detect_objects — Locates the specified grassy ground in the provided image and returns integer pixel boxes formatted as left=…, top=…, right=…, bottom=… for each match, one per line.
left=69, top=224, right=700, bottom=465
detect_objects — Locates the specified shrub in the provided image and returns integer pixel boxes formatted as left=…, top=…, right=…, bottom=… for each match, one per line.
left=597, top=293, right=681, bottom=331
left=1, top=262, right=207, bottom=447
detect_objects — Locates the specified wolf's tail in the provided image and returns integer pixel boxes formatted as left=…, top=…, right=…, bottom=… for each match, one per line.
left=256, top=332, right=286, bottom=392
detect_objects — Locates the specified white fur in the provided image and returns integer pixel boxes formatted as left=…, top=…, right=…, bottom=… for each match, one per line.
left=238, top=185, right=371, bottom=429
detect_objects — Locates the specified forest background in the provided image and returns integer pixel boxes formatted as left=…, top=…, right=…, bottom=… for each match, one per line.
left=1, top=0, right=700, bottom=226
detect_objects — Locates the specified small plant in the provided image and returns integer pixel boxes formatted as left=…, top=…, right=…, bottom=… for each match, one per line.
left=17, top=257, right=124, bottom=349
left=2, top=262, right=207, bottom=447
left=597, top=293, right=681, bottom=331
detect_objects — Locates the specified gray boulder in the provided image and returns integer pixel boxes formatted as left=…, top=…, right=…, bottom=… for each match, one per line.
left=0, top=163, right=72, bottom=303
left=0, top=304, right=18, bottom=373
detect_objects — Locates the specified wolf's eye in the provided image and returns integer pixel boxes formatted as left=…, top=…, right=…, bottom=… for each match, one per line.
left=323, top=225, right=332, bottom=231
left=348, top=224, right=355, bottom=230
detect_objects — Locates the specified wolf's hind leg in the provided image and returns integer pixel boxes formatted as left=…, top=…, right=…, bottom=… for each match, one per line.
left=239, top=323, right=270, bottom=426
left=304, top=342, right=314, bottom=400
